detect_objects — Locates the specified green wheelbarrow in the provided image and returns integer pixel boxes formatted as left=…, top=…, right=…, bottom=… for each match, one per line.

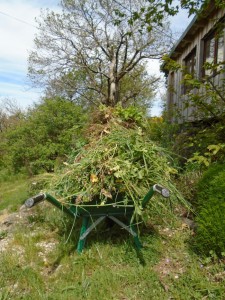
left=24, top=184, right=170, bottom=253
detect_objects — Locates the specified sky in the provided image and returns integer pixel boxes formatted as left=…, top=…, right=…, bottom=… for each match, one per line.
left=0, top=0, right=192, bottom=115
left=0, top=0, right=60, bottom=110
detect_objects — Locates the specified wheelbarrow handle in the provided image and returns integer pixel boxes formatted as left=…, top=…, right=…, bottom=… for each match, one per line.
left=141, top=184, right=170, bottom=208
left=24, top=193, right=46, bottom=208
left=24, top=193, right=76, bottom=218
left=153, top=184, right=170, bottom=198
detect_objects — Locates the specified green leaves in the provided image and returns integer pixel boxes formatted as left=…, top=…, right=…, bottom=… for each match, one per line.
left=187, top=143, right=225, bottom=167
left=188, top=154, right=210, bottom=167
left=0, top=98, right=86, bottom=175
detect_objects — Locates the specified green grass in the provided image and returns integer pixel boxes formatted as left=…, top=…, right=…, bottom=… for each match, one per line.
left=0, top=176, right=225, bottom=299
left=1, top=220, right=225, bottom=300
left=0, top=174, right=30, bottom=211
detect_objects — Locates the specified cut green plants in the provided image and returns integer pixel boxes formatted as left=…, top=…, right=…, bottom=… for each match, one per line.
left=46, top=107, right=185, bottom=222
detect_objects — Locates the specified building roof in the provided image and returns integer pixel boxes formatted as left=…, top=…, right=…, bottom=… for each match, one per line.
left=169, top=2, right=216, bottom=60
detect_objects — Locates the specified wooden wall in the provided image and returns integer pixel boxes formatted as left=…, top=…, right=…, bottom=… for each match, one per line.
left=167, top=7, right=225, bottom=123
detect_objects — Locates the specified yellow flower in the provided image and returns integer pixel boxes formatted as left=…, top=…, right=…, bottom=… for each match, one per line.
left=90, top=174, right=98, bottom=183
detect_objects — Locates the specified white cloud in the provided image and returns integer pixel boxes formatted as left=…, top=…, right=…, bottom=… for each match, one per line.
left=0, top=81, right=42, bottom=108
left=1, top=2, right=39, bottom=61
left=0, top=0, right=59, bottom=108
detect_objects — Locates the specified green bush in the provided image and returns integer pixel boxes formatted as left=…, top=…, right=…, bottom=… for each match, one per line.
left=174, top=168, right=202, bottom=206
left=0, top=97, right=87, bottom=175
left=193, top=163, right=225, bottom=257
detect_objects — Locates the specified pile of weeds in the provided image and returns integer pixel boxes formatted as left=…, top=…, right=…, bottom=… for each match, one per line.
left=46, top=106, right=186, bottom=221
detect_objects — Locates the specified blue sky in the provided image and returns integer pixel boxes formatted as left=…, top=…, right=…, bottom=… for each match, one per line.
left=0, top=0, right=59, bottom=109
left=0, top=0, right=191, bottom=114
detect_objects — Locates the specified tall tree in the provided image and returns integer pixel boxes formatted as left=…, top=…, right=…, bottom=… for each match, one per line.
left=28, top=0, right=172, bottom=107
left=45, top=64, right=158, bottom=109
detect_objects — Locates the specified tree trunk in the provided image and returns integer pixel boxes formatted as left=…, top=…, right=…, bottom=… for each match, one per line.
left=109, top=54, right=119, bottom=106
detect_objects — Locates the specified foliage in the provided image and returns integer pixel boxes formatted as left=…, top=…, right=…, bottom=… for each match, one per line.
left=170, top=118, right=225, bottom=169
left=118, top=64, right=158, bottom=109
left=0, top=98, right=86, bottom=175
left=146, top=116, right=180, bottom=149
left=115, top=0, right=208, bottom=32
left=46, top=63, right=158, bottom=111
left=193, top=163, right=225, bottom=257
left=115, top=0, right=179, bottom=31
left=116, top=0, right=225, bottom=35
left=115, top=104, right=146, bottom=126
left=188, top=143, right=225, bottom=167
left=145, top=118, right=204, bottom=207
left=0, top=99, right=24, bottom=133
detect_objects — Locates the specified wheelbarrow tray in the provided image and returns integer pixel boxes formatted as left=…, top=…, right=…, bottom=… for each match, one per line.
left=70, top=196, right=138, bottom=253
left=70, top=193, right=135, bottom=217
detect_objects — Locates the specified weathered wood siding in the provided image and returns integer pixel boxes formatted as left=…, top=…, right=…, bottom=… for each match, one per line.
left=167, top=7, right=225, bottom=123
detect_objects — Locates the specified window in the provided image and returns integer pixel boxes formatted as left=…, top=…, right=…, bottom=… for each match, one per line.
left=168, top=71, right=174, bottom=121
left=203, top=30, right=224, bottom=76
left=185, top=48, right=197, bottom=76
left=183, top=48, right=196, bottom=94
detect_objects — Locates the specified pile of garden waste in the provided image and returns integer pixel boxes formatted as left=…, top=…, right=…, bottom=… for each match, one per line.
left=49, top=106, right=182, bottom=218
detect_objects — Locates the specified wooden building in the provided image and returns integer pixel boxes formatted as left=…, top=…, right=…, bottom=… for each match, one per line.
left=165, top=3, right=225, bottom=123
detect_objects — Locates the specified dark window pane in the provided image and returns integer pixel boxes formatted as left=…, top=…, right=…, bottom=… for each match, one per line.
left=184, top=48, right=196, bottom=94
left=217, top=35, right=224, bottom=63
left=185, top=50, right=196, bottom=75
left=204, top=36, right=215, bottom=76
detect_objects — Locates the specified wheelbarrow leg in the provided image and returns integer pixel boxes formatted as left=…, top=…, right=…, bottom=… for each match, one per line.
left=77, top=216, right=106, bottom=253
left=130, top=223, right=142, bottom=250
left=77, top=216, right=90, bottom=253
left=108, top=216, right=143, bottom=250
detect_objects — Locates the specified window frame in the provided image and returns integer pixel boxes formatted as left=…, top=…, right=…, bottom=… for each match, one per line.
left=183, top=47, right=197, bottom=94
left=202, top=23, right=225, bottom=78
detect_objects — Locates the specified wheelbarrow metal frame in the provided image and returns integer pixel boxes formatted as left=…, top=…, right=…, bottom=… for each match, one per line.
left=24, top=184, right=169, bottom=253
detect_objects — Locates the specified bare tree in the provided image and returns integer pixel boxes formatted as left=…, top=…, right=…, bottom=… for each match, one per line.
left=0, top=99, right=23, bottom=132
left=28, top=0, right=172, bottom=107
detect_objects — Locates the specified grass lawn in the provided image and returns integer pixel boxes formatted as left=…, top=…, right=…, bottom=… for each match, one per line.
left=0, top=175, right=30, bottom=212
left=0, top=176, right=225, bottom=299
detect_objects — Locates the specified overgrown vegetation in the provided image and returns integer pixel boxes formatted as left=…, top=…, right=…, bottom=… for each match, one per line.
left=1, top=0, right=225, bottom=298
left=1, top=69, right=225, bottom=300
left=162, top=27, right=225, bottom=261
left=1, top=176, right=225, bottom=299
left=1, top=99, right=225, bottom=298
left=0, top=98, right=87, bottom=175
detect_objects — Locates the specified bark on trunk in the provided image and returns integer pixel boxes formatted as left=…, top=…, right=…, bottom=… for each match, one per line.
left=109, top=55, right=118, bottom=106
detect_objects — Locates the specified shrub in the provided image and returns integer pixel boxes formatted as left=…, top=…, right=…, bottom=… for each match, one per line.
left=1, top=97, right=87, bottom=175
left=174, top=168, right=202, bottom=206
left=193, top=163, right=225, bottom=257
